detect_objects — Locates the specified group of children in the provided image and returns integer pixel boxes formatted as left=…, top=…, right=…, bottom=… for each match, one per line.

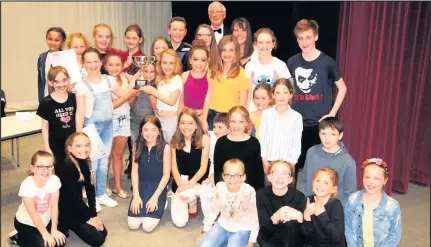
left=9, top=11, right=403, bottom=247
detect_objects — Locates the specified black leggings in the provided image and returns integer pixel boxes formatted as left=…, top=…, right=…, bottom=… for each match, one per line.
left=61, top=222, right=108, bottom=247
left=14, top=218, right=64, bottom=247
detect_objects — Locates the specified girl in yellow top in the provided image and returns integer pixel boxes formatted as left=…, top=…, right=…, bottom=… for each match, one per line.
left=207, top=35, right=251, bottom=130
left=250, top=83, right=272, bottom=139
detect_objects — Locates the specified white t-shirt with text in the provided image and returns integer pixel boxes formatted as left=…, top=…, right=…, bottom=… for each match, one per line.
left=15, top=175, right=62, bottom=227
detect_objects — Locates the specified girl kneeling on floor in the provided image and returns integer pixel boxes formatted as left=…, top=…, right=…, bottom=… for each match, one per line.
left=128, top=115, right=171, bottom=232
left=170, top=108, right=210, bottom=227
left=10, top=151, right=65, bottom=247
left=57, top=132, right=107, bottom=247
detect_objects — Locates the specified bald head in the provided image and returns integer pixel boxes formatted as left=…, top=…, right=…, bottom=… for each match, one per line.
left=208, top=1, right=226, bottom=28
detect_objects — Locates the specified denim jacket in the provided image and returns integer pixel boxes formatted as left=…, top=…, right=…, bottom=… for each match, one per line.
left=344, top=189, right=402, bottom=247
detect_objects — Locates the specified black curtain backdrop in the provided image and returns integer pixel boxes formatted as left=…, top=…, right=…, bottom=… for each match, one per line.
left=172, top=1, right=340, bottom=63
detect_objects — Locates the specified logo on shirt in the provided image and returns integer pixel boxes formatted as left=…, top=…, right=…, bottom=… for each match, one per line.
left=250, top=71, right=279, bottom=86
left=295, top=67, right=317, bottom=93
left=34, top=193, right=52, bottom=214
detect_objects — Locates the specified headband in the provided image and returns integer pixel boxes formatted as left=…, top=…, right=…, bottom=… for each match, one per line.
left=361, top=158, right=389, bottom=176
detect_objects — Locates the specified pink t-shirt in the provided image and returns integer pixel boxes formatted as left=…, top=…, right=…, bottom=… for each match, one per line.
left=15, top=175, right=61, bottom=227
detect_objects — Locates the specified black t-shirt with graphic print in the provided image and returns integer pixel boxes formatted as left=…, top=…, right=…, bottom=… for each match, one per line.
left=287, top=52, right=342, bottom=127
left=36, top=92, right=76, bottom=140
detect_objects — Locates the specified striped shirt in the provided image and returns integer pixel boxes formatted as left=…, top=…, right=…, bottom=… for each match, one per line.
left=259, top=106, right=303, bottom=163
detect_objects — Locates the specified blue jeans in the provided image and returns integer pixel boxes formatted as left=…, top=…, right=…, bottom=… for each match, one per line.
left=83, top=76, right=114, bottom=198
left=198, top=223, right=251, bottom=247
left=85, top=118, right=113, bottom=197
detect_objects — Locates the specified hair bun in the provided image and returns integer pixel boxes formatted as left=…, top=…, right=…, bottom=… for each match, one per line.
left=192, top=39, right=207, bottom=48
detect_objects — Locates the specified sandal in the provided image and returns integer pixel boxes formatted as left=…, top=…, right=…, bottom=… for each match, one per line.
left=106, top=188, right=112, bottom=197
left=113, top=189, right=130, bottom=199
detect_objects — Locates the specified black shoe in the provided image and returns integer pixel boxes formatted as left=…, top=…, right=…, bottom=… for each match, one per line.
left=9, top=231, right=19, bottom=245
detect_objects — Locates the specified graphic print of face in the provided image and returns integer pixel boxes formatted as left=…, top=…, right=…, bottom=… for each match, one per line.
left=294, top=67, right=317, bottom=93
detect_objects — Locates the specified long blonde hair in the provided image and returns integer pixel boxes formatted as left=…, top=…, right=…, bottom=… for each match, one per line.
left=211, top=35, right=241, bottom=80
left=65, top=132, right=95, bottom=184
left=156, top=49, right=182, bottom=85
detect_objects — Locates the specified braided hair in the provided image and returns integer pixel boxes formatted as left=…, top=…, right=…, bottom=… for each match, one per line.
left=64, top=132, right=95, bottom=184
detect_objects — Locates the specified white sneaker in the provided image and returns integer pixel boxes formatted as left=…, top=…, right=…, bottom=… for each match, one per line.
left=164, top=200, right=168, bottom=210
left=96, top=201, right=103, bottom=213
left=97, top=194, right=118, bottom=208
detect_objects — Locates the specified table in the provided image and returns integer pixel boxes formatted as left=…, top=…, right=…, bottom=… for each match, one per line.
left=1, top=112, right=42, bottom=167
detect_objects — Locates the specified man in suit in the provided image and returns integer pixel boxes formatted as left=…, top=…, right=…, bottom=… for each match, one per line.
left=208, top=1, right=230, bottom=44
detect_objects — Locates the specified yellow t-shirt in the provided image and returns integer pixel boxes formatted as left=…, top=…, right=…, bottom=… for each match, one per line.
left=362, top=209, right=374, bottom=247
left=209, top=67, right=251, bottom=113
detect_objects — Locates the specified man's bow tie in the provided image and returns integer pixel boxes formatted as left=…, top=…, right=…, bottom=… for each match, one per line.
left=214, top=28, right=222, bottom=34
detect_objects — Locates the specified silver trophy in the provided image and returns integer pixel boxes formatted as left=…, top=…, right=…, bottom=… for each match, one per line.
left=133, top=55, right=156, bottom=89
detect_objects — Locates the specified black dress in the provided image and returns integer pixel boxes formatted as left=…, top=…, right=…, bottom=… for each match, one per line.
left=172, top=145, right=209, bottom=192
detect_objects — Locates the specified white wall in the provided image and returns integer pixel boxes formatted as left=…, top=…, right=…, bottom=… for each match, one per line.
left=1, top=2, right=171, bottom=111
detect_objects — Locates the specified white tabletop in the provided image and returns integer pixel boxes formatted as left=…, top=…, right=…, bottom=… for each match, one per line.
left=1, top=112, right=42, bottom=141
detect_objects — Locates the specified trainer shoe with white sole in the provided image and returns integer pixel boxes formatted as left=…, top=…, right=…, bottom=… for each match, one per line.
left=96, top=201, right=103, bottom=213
left=96, top=194, right=118, bottom=208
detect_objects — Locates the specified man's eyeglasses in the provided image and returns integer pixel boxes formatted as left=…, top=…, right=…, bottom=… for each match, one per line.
left=222, top=173, right=244, bottom=180
left=36, top=165, right=54, bottom=171
left=209, top=10, right=225, bottom=14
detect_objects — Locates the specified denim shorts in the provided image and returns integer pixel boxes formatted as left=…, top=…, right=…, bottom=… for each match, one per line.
left=113, top=114, right=131, bottom=137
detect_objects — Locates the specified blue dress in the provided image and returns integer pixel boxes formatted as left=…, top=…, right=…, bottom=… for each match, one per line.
left=128, top=146, right=167, bottom=219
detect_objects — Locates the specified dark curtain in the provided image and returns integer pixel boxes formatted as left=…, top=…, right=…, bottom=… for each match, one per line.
left=172, top=1, right=340, bottom=63
left=337, top=2, right=430, bottom=194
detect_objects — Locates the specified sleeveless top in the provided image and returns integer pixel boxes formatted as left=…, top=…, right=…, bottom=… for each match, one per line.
left=184, top=72, right=208, bottom=109
left=172, top=144, right=209, bottom=192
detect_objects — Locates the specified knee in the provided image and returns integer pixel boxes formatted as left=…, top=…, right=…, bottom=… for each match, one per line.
left=172, top=217, right=188, bottom=228
left=91, top=234, right=106, bottom=247
left=141, top=221, right=158, bottom=232
left=128, top=218, right=142, bottom=230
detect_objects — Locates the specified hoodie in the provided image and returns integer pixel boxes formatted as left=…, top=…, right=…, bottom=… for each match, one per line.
left=298, top=141, right=357, bottom=207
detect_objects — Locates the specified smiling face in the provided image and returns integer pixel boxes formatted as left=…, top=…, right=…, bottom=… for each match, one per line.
left=49, top=72, right=70, bottom=94
left=221, top=41, right=236, bottom=64
left=256, top=32, right=275, bottom=57
left=67, top=135, right=91, bottom=160
left=296, top=29, right=318, bottom=54
left=208, top=2, right=226, bottom=27
left=363, top=165, right=388, bottom=195
left=94, top=27, right=112, bottom=51
left=223, top=162, right=245, bottom=192
left=46, top=31, right=63, bottom=52
left=196, top=27, right=213, bottom=48
left=253, top=88, right=271, bottom=110
left=143, top=64, right=156, bottom=81
left=142, top=122, right=160, bottom=145
left=229, top=111, right=248, bottom=135
left=168, top=21, right=187, bottom=44
left=190, top=49, right=208, bottom=73
left=160, top=53, right=176, bottom=76
left=153, top=39, right=169, bottom=59
left=31, top=156, right=55, bottom=182
left=273, top=84, right=292, bottom=106
left=268, top=162, right=293, bottom=190
left=125, top=30, right=143, bottom=51
left=179, top=114, right=198, bottom=139
left=232, top=23, right=247, bottom=45
left=312, top=171, right=337, bottom=198
left=69, top=37, right=87, bottom=58
left=104, top=55, right=123, bottom=77
left=83, top=52, right=102, bottom=75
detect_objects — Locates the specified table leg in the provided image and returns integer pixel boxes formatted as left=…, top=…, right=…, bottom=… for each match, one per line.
left=17, top=138, right=20, bottom=168
left=11, top=139, right=14, bottom=156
